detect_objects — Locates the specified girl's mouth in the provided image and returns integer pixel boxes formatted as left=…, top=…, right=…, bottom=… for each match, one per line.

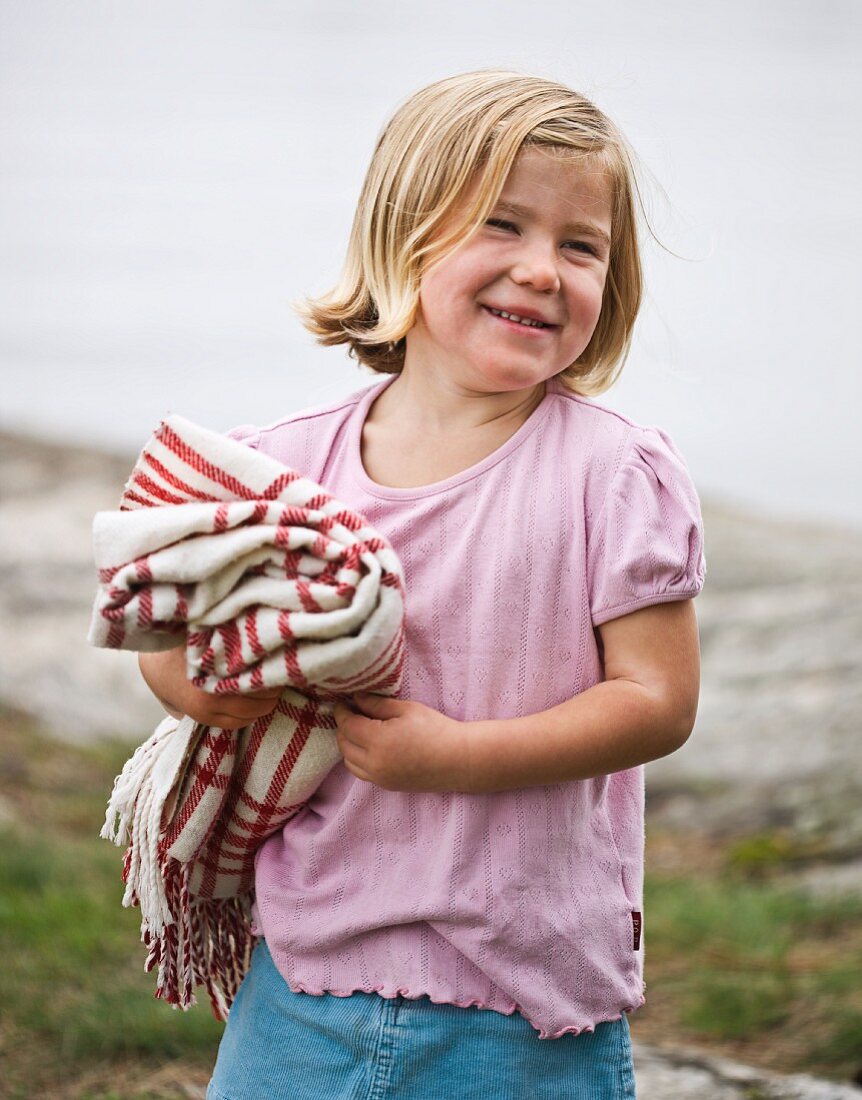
left=483, top=306, right=556, bottom=332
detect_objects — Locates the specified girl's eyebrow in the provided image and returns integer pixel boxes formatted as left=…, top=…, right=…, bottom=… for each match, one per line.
left=493, top=200, right=611, bottom=247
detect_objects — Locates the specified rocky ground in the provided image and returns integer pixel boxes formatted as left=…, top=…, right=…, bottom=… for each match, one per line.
left=1, top=427, right=860, bottom=1098
left=647, top=498, right=862, bottom=900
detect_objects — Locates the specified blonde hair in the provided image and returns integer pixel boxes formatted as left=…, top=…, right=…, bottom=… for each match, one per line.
left=296, top=69, right=644, bottom=396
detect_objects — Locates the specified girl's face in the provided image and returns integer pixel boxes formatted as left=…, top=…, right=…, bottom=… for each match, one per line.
left=407, top=146, right=613, bottom=395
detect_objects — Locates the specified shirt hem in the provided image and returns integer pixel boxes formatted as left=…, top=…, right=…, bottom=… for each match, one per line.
left=536, top=995, right=646, bottom=1040
left=281, top=977, right=646, bottom=1040
left=287, top=979, right=514, bottom=1012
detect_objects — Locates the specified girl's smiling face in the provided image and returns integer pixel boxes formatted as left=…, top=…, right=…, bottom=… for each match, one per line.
left=406, top=146, right=614, bottom=394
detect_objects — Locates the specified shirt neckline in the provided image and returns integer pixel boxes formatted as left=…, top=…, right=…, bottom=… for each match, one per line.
left=349, top=373, right=562, bottom=500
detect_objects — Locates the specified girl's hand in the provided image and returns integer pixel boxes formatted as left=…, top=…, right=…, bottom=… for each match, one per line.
left=138, top=646, right=282, bottom=730
left=332, top=693, right=467, bottom=792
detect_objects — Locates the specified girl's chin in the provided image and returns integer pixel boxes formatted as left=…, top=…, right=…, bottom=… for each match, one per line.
left=468, top=366, right=557, bottom=393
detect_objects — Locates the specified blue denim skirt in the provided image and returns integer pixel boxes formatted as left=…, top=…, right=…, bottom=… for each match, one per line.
left=207, top=940, right=636, bottom=1099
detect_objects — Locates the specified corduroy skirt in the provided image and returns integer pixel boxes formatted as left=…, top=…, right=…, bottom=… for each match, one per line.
left=206, top=939, right=637, bottom=1100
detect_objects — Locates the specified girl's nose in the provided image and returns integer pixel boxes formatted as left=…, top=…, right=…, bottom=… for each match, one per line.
left=509, top=241, right=561, bottom=294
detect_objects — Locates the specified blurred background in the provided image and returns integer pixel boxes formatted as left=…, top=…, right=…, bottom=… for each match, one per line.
left=1, top=2, right=860, bottom=1097
left=2, top=0, right=861, bottom=525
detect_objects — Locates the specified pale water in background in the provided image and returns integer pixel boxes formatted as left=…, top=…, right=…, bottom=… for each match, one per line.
left=1, top=0, right=860, bottom=527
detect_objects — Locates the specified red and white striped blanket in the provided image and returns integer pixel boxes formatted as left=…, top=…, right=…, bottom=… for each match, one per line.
left=89, top=415, right=405, bottom=1017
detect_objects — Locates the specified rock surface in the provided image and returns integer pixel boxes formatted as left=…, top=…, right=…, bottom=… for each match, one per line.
left=0, top=431, right=166, bottom=740
left=645, top=500, right=862, bottom=900
left=633, top=1041, right=862, bottom=1099
left=2, top=428, right=860, bottom=1098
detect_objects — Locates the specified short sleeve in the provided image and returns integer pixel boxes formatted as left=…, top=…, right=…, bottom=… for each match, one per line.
left=225, top=423, right=261, bottom=450
left=588, top=426, right=706, bottom=627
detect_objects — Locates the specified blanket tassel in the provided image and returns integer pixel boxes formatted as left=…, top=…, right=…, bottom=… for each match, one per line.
left=101, top=728, right=255, bottom=1020
left=139, top=851, right=255, bottom=1020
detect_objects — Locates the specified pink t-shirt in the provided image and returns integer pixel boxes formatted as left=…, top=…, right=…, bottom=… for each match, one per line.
left=229, top=372, right=705, bottom=1040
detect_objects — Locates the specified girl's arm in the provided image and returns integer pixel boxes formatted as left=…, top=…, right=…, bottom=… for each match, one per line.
left=333, top=600, right=701, bottom=793
left=138, top=647, right=282, bottom=730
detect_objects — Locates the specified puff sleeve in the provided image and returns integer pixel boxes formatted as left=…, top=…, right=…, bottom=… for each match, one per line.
left=588, top=426, right=706, bottom=627
left=225, top=423, right=261, bottom=449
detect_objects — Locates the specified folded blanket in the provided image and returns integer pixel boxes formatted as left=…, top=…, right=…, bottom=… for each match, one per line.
left=89, top=415, right=405, bottom=1017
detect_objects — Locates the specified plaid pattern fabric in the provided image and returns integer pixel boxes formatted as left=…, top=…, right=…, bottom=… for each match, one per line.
left=89, top=415, right=405, bottom=1017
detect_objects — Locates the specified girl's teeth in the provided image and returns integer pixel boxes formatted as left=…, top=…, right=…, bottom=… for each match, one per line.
left=488, top=307, right=548, bottom=329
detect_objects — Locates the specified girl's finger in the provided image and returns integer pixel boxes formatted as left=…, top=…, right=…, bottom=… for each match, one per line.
left=332, top=700, right=358, bottom=725
left=336, top=718, right=367, bottom=753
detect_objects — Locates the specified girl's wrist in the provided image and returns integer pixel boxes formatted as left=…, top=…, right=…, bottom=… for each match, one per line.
left=139, top=649, right=192, bottom=718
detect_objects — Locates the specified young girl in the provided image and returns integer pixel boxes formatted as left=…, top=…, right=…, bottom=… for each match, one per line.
left=140, top=69, right=704, bottom=1100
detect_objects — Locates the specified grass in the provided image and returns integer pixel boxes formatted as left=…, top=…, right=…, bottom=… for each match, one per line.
left=1, top=706, right=861, bottom=1096
left=0, top=709, right=222, bottom=1098
left=632, top=849, right=862, bottom=1084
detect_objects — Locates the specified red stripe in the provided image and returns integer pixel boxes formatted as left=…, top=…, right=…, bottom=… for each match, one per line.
left=157, top=422, right=261, bottom=500
left=197, top=701, right=322, bottom=892
left=103, top=600, right=131, bottom=621
left=277, top=504, right=311, bottom=527
left=311, top=532, right=330, bottom=561
left=221, top=621, right=244, bottom=676
left=128, top=470, right=190, bottom=506
left=137, top=587, right=153, bottom=630
left=245, top=610, right=265, bottom=659
left=161, top=728, right=235, bottom=847
left=193, top=717, right=269, bottom=895
left=323, top=627, right=404, bottom=691
left=164, top=766, right=232, bottom=844
left=280, top=551, right=301, bottom=580
left=295, top=578, right=322, bottom=614
left=213, top=503, right=230, bottom=533
left=121, top=490, right=156, bottom=509
left=197, top=644, right=216, bottom=674
left=221, top=676, right=242, bottom=694
left=135, top=556, right=153, bottom=583
left=329, top=509, right=365, bottom=532
left=142, top=451, right=220, bottom=504
left=276, top=609, right=294, bottom=644
left=260, top=470, right=304, bottom=500
left=281, top=645, right=308, bottom=691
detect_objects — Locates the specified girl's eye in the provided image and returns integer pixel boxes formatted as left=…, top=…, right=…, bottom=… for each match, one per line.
left=563, top=240, right=598, bottom=256
left=485, top=218, right=516, bottom=232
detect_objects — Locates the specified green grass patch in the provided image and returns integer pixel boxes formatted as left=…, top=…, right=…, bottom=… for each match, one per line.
left=0, top=710, right=222, bottom=1097
left=725, top=829, right=839, bottom=878
left=640, top=870, right=862, bottom=1081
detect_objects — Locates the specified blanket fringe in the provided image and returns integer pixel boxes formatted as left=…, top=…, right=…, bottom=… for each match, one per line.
left=100, top=719, right=168, bottom=845
left=102, top=716, right=254, bottom=1017
left=101, top=715, right=189, bottom=933
left=142, top=854, right=254, bottom=1019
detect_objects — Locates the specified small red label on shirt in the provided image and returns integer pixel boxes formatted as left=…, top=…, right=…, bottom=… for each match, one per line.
left=632, top=911, right=642, bottom=951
